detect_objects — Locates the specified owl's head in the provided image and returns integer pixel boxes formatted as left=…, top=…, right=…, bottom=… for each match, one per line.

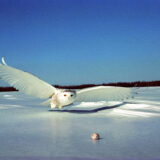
left=56, top=89, right=77, bottom=106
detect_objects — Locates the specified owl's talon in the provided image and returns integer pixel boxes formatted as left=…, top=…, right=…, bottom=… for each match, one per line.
left=50, top=103, right=57, bottom=109
left=58, top=105, right=62, bottom=109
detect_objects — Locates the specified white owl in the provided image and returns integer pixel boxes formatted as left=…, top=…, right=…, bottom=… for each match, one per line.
left=0, top=58, right=132, bottom=109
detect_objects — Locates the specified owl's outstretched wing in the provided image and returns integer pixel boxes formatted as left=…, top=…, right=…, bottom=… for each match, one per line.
left=0, top=58, right=57, bottom=99
left=76, top=86, right=132, bottom=102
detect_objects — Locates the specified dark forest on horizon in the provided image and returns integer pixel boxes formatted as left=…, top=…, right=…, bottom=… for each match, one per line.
left=0, top=80, right=160, bottom=92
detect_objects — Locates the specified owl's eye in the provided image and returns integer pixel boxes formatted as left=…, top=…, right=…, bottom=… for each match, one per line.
left=64, top=94, right=67, bottom=96
left=71, top=94, right=73, bottom=97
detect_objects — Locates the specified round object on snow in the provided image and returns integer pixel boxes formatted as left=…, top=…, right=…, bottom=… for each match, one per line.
left=91, top=133, right=100, bottom=140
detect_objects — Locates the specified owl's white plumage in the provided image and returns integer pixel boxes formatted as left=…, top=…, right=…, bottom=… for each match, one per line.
left=0, top=58, right=132, bottom=109
left=76, top=86, right=131, bottom=102
left=0, top=60, right=56, bottom=99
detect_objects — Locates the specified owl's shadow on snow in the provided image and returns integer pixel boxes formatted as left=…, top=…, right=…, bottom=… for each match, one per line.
left=49, top=102, right=128, bottom=114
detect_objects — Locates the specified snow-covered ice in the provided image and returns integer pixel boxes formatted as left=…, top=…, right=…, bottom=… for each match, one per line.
left=0, top=87, right=160, bottom=160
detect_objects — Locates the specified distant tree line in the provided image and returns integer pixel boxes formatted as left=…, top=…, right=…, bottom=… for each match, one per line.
left=0, top=80, right=160, bottom=92
left=54, top=80, right=160, bottom=89
left=0, top=87, right=18, bottom=92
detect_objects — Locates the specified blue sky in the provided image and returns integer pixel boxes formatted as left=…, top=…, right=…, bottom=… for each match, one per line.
left=0, top=0, right=160, bottom=86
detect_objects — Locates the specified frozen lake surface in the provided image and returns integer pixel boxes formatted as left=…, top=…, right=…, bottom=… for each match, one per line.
left=0, top=87, right=160, bottom=160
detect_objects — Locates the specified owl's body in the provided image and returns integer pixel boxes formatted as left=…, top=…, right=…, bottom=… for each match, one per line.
left=50, top=89, right=76, bottom=109
left=0, top=57, right=133, bottom=109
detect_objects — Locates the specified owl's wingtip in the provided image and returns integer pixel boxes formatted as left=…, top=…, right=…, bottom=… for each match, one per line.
left=1, top=57, right=7, bottom=65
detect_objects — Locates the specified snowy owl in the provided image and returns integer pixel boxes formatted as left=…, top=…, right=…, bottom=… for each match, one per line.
left=0, top=57, right=132, bottom=109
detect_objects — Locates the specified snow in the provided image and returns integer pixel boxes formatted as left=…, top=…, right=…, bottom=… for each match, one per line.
left=0, top=87, right=160, bottom=160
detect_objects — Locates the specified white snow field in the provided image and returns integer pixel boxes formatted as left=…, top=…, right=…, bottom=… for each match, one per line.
left=0, top=87, right=160, bottom=160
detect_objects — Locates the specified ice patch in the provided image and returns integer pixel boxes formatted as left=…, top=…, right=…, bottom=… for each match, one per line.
left=3, top=95, right=12, bottom=97
left=111, top=108, right=159, bottom=117
left=3, top=94, right=18, bottom=100
left=0, top=104, right=23, bottom=110
left=109, top=102, right=160, bottom=118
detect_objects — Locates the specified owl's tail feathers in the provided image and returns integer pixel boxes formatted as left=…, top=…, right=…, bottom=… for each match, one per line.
left=41, top=99, right=51, bottom=106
